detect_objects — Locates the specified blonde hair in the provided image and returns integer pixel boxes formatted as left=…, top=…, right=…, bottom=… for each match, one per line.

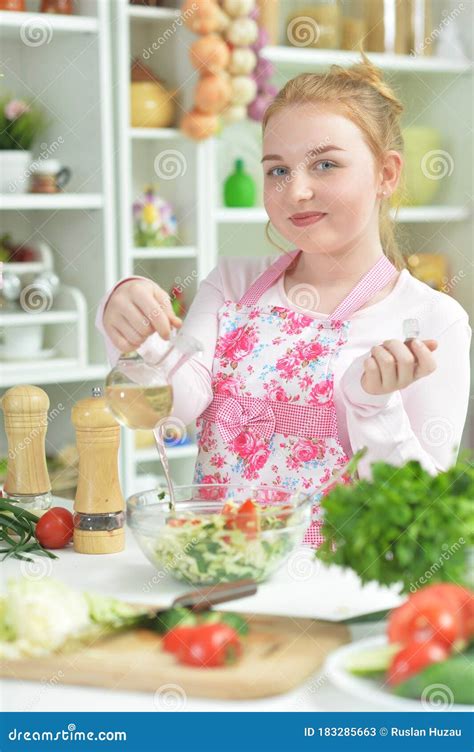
left=262, top=49, right=406, bottom=271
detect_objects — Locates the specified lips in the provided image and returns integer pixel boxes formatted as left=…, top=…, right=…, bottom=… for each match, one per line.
left=289, top=212, right=327, bottom=227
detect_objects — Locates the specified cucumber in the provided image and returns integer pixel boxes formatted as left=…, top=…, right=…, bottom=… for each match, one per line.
left=393, top=653, right=474, bottom=705
left=151, top=607, right=198, bottom=634
left=346, top=643, right=399, bottom=676
left=199, top=610, right=249, bottom=636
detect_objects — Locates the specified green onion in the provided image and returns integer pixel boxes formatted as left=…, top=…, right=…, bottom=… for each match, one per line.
left=0, top=498, right=58, bottom=562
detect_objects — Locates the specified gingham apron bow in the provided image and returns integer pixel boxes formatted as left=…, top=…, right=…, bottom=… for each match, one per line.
left=216, top=397, right=276, bottom=443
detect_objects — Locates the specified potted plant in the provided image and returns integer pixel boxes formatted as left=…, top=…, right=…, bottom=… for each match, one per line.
left=0, top=97, right=47, bottom=194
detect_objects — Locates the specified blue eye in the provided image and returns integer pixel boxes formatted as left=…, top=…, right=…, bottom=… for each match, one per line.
left=267, top=166, right=287, bottom=177
left=266, top=161, right=337, bottom=178
left=316, top=160, right=336, bottom=171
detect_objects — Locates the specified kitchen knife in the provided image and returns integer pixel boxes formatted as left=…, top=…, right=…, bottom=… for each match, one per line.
left=140, top=578, right=258, bottom=623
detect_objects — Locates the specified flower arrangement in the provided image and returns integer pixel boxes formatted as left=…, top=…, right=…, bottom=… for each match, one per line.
left=0, top=97, right=47, bottom=151
left=132, top=185, right=178, bottom=247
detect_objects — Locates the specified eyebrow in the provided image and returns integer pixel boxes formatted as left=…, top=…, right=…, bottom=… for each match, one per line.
left=261, top=145, right=346, bottom=163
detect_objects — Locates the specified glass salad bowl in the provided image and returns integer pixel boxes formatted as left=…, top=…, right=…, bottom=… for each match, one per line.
left=126, top=484, right=314, bottom=585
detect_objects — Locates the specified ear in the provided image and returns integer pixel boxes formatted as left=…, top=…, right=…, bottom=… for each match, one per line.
left=378, top=150, right=404, bottom=197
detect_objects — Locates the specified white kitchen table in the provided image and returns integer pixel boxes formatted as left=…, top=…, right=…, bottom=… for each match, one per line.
left=0, top=498, right=404, bottom=713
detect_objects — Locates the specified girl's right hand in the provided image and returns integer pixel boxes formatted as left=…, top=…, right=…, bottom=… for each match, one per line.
left=102, top=278, right=182, bottom=352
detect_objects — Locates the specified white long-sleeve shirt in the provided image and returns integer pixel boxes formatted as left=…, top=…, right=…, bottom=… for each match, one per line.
left=96, top=255, right=471, bottom=480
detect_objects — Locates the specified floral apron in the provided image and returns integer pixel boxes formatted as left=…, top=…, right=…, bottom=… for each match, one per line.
left=193, top=249, right=398, bottom=547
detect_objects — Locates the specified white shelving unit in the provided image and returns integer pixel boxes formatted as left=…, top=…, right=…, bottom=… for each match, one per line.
left=0, top=0, right=116, bottom=460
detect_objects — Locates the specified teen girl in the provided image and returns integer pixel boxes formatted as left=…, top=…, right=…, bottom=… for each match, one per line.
left=98, top=54, right=471, bottom=547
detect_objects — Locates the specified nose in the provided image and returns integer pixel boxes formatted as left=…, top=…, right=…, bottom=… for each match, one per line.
left=287, top=172, right=315, bottom=203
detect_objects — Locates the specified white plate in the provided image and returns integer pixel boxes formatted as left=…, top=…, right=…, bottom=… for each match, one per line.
left=0, top=346, right=56, bottom=361
left=324, top=636, right=472, bottom=712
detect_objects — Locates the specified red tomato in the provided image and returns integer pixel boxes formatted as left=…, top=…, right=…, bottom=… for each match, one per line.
left=162, top=626, right=195, bottom=654
left=167, top=518, right=186, bottom=527
left=221, top=502, right=237, bottom=531
left=388, top=586, right=464, bottom=647
left=411, top=584, right=474, bottom=641
left=388, top=639, right=449, bottom=686
left=35, top=507, right=73, bottom=549
left=277, top=504, right=293, bottom=521
left=235, top=499, right=260, bottom=539
left=175, top=623, right=242, bottom=668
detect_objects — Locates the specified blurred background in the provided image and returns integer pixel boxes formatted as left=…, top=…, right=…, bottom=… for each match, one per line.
left=0, top=0, right=472, bottom=500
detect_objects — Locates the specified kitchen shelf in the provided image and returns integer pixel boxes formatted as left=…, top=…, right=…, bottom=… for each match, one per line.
left=1, top=240, right=54, bottom=275
left=127, top=5, right=181, bottom=22
left=215, top=206, right=472, bottom=224
left=130, top=127, right=182, bottom=140
left=0, top=363, right=108, bottom=388
left=135, top=443, right=199, bottom=464
left=1, top=310, right=79, bottom=326
left=395, top=206, right=472, bottom=223
left=262, top=46, right=472, bottom=75
left=0, top=193, right=104, bottom=211
left=0, top=10, right=99, bottom=37
left=132, top=245, right=197, bottom=259
left=216, top=207, right=268, bottom=223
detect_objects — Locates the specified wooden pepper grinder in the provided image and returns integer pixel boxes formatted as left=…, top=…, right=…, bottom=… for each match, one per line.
left=1, top=385, right=52, bottom=512
left=71, top=387, right=125, bottom=554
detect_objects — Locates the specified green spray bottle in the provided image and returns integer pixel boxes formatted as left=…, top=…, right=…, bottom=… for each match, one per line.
left=223, top=158, right=256, bottom=208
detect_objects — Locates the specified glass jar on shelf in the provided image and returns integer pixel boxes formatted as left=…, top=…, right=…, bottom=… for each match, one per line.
left=340, top=0, right=367, bottom=51
left=363, top=0, right=434, bottom=56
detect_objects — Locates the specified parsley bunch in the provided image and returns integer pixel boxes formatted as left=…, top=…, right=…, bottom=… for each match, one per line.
left=316, top=450, right=474, bottom=593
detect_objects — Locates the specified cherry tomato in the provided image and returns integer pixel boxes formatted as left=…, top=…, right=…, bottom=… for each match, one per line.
left=35, top=507, right=73, bottom=549
left=235, top=499, right=260, bottom=539
left=175, top=623, right=242, bottom=668
left=388, top=639, right=449, bottom=686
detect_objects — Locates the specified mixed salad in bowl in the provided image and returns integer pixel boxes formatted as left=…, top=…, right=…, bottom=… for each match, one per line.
left=126, top=484, right=313, bottom=585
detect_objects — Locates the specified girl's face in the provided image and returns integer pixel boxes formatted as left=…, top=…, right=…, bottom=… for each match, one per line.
left=262, top=105, right=387, bottom=255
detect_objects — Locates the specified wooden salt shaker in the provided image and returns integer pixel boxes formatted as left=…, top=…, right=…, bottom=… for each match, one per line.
left=71, top=387, right=125, bottom=554
left=1, top=385, right=52, bottom=511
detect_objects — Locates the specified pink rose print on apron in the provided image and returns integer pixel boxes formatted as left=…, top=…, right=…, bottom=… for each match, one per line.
left=194, top=249, right=398, bottom=547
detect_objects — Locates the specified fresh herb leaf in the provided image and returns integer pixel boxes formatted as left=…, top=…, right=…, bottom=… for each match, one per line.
left=316, top=450, right=474, bottom=593
left=0, top=498, right=58, bottom=561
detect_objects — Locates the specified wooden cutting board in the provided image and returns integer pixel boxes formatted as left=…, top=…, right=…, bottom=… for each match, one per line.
left=0, top=612, right=350, bottom=699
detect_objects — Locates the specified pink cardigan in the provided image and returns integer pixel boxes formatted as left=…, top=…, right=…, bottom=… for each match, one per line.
left=96, top=254, right=471, bottom=480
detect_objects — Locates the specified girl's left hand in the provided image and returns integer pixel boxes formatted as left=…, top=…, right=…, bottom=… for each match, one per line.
left=361, top=338, right=438, bottom=396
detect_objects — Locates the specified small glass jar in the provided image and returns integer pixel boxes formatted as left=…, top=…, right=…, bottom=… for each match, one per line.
left=40, top=0, right=73, bottom=14
left=4, top=490, right=52, bottom=515
left=73, top=511, right=125, bottom=533
left=340, top=0, right=366, bottom=51
left=0, top=0, right=25, bottom=10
